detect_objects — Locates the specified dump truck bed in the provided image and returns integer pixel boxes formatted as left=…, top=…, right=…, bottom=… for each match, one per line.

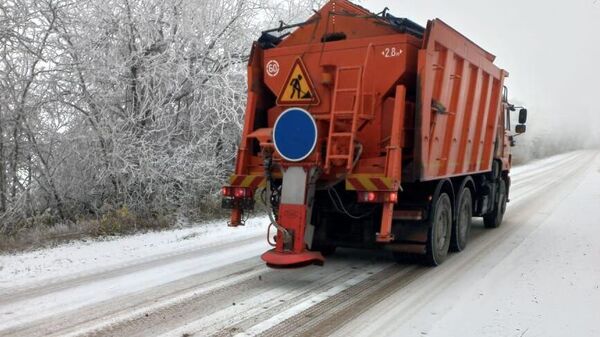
left=415, top=20, right=506, bottom=181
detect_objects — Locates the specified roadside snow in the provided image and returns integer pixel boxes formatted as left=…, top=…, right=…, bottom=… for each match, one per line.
left=509, top=150, right=581, bottom=176
left=0, top=216, right=268, bottom=289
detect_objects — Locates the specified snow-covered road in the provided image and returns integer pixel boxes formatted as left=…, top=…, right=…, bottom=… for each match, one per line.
left=1, top=150, right=599, bottom=337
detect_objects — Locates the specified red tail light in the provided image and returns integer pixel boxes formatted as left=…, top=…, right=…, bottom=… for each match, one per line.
left=222, top=187, right=253, bottom=198
left=357, top=191, right=398, bottom=203
left=234, top=187, right=252, bottom=198
left=386, top=192, right=398, bottom=203
left=221, top=187, right=233, bottom=197
left=357, top=191, right=377, bottom=203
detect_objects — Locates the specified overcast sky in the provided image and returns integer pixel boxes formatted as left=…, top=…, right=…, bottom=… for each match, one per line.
left=361, top=0, right=600, bottom=145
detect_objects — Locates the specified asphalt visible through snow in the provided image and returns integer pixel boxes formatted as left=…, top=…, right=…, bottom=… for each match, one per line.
left=0, top=150, right=598, bottom=337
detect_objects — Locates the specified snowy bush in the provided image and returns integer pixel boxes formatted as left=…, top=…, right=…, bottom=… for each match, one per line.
left=0, top=0, right=322, bottom=235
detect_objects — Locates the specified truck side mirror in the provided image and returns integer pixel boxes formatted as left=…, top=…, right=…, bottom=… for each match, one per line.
left=518, top=108, right=528, bottom=124
left=515, top=124, right=526, bottom=134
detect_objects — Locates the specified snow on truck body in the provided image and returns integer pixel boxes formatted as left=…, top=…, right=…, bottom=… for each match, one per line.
left=222, top=0, right=528, bottom=267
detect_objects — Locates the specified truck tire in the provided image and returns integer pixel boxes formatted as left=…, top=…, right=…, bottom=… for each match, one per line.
left=425, top=193, right=452, bottom=266
left=484, top=178, right=507, bottom=228
left=450, top=187, right=472, bottom=252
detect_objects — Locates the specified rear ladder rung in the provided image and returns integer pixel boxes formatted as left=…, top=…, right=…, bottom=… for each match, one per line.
left=330, top=133, right=353, bottom=138
left=335, top=88, right=359, bottom=93
left=331, top=113, right=354, bottom=119
left=325, top=64, right=365, bottom=171
left=338, top=66, right=362, bottom=71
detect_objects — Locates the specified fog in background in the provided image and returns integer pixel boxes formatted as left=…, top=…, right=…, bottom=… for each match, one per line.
left=364, top=0, right=600, bottom=162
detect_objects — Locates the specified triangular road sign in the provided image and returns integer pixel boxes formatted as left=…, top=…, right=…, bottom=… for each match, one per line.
left=277, top=58, right=320, bottom=106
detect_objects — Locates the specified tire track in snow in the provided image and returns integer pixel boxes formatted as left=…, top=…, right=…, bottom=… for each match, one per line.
left=152, top=252, right=391, bottom=336
left=0, top=234, right=263, bottom=304
left=323, top=151, right=595, bottom=337
left=211, top=151, right=595, bottom=337
left=0, top=151, right=595, bottom=337
left=1, top=258, right=266, bottom=337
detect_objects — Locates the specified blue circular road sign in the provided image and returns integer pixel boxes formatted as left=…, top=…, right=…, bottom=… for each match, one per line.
left=273, top=108, right=318, bottom=162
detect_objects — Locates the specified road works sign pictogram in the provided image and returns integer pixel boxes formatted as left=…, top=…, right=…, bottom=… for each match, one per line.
left=277, top=58, right=320, bottom=106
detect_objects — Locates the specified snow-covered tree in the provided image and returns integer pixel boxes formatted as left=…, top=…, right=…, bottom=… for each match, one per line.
left=0, top=0, right=321, bottom=233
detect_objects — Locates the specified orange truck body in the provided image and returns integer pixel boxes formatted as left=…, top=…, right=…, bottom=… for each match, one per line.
left=222, top=0, right=524, bottom=267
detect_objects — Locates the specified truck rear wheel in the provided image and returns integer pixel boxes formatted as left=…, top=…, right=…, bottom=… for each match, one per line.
left=451, top=187, right=472, bottom=252
left=484, top=178, right=507, bottom=228
left=425, top=193, right=452, bottom=266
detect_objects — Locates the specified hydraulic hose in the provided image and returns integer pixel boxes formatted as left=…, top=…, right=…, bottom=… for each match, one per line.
left=262, top=153, right=291, bottom=246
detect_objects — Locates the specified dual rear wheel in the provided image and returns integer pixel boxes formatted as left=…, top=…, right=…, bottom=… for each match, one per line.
left=425, top=186, right=473, bottom=266
left=425, top=178, right=506, bottom=265
left=424, top=186, right=473, bottom=266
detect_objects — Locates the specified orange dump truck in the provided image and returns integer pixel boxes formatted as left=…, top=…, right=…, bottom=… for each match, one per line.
left=221, top=0, right=528, bottom=267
